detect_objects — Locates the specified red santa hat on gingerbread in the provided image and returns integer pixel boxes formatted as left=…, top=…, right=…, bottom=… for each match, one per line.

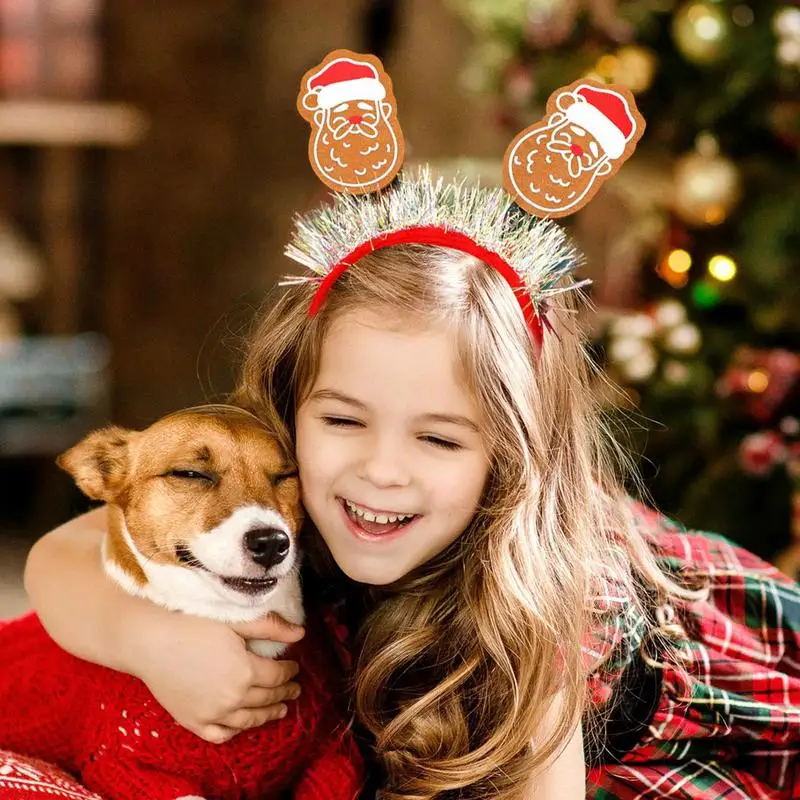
left=305, top=57, right=386, bottom=110
left=564, top=84, right=637, bottom=160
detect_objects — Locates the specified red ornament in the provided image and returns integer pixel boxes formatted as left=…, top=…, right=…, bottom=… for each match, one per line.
left=739, top=431, right=786, bottom=477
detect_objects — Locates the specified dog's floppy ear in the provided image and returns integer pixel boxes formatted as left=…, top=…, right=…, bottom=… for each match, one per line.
left=57, top=425, right=134, bottom=502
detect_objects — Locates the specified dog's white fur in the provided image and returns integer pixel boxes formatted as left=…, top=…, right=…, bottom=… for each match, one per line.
left=102, top=503, right=305, bottom=659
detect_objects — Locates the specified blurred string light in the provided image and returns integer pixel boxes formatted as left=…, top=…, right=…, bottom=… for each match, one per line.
left=708, top=253, right=737, bottom=281
left=658, top=248, right=691, bottom=287
left=692, top=280, right=721, bottom=308
left=747, top=368, right=770, bottom=393
left=668, top=248, right=692, bottom=273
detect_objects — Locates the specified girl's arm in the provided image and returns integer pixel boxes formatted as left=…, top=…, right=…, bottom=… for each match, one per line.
left=526, top=690, right=586, bottom=799
left=24, top=507, right=306, bottom=743
left=25, top=507, right=132, bottom=670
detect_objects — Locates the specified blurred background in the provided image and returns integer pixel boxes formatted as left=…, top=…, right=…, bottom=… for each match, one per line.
left=0, top=0, right=798, bottom=616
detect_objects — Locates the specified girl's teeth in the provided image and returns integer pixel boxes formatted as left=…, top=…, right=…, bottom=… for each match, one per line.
left=345, top=499, right=413, bottom=524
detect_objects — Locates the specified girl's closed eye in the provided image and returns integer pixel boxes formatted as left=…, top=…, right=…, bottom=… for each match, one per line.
left=321, top=415, right=360, bottom=426
left=421, top=436, right=462, bottom=451
left=319, top=416, right=463, bottom=451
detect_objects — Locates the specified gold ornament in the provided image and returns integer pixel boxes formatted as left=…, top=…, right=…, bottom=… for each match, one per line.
left=594, top=45, right=657, bottom=93
left=615, top=45, right=657, bottom=93
left=673, top=133, right=741, bottom=227
left=672, top=2, right=732, bottom=65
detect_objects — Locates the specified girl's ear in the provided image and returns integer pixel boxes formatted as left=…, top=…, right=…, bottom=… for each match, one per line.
left=56, top=426, right=135, bottom=503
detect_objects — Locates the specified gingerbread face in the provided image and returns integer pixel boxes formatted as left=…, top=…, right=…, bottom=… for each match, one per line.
left=503, top=79, right=645, bottom=218
left=297, top=50, right=405, bottom=195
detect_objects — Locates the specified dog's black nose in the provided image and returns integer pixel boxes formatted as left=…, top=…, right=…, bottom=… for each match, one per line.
left=245, top=528, right=291, bottom=568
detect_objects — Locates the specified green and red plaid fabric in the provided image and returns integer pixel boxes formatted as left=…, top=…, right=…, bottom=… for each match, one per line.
left=587, top=502, right=800, bottom=799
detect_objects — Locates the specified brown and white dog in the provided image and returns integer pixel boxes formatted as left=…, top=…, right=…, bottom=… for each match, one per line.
left=0, top=406, right=365, bottom=800
left=57, top=405, right=305, bottom=656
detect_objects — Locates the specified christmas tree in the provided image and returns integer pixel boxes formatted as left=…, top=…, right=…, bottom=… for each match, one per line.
left=447, top=0, right=800, bottom=574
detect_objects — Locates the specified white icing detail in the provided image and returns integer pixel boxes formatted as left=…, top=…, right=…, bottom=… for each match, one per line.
left=314, top=76, right=385, bottom=109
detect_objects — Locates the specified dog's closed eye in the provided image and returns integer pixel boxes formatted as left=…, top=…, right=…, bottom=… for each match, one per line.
left=270, top=470, right=298, bottom=488
left=164, top=469, right=216, bottom=483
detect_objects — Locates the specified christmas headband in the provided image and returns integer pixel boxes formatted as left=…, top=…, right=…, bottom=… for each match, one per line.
left=286, top=49, right=645, bottom=348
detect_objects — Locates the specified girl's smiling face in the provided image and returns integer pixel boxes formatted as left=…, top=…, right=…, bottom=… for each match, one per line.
left=295, top=309, right=490, bottom=585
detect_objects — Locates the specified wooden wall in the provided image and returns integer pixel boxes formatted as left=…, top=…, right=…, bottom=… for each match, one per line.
left=101, top=1, right=506, bottom=426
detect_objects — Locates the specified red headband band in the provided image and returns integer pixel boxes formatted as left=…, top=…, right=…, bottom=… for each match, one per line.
left=306, top=225, right=545, bottom=350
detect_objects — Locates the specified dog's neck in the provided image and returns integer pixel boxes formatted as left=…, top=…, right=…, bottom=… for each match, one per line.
left=102, top=506, right=304, bottom=658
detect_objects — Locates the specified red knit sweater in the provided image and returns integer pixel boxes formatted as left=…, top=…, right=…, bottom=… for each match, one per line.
left=0, top=611, right=365, bottom=800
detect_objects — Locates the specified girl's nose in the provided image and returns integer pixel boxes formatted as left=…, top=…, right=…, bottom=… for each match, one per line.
left=348, top=115, right=363, bottom=124
left=358, top=440, right=410, bottom=488
left=570, top=143, right=584, bottom=156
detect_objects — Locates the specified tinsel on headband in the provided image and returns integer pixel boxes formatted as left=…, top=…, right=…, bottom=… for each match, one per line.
left=281, top=167, right=590, bottom=341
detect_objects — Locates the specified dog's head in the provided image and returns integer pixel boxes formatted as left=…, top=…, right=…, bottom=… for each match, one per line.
left=57, top=406, right=304, bottom=620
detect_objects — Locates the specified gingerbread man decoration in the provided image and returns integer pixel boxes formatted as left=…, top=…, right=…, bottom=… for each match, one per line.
left=504, top=79, right=645, bottom=219
left=297, top=49, right=405, bottom=194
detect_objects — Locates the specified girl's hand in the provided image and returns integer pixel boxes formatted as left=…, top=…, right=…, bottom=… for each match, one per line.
left=132, top=611, right=306, bottom=743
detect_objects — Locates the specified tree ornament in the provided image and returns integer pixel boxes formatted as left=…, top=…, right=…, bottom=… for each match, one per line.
left=769, top=100, right=800, bottom=150
left=525, top=0, right=634, bottom=48
left=620, top=344, right=658, bottom=382
left=448, top=0, right=551, bottom=34
left=673, top=132, right=741, bottom=227
left=614, top=45, right=658, bottom=93
left=773, top=7, right=800, bottom=68
left=610, top=312, right=656, bottom=339
left=663, top=359, right=692, bottom=386
left=653, top=297, right=687, bottom=328
left=664, top=322, right=702, bottom=355
left=609, top=334, right=649, bottom=364
left=717, top=347, right=800, bottom=424
left=594, top=45, right=658, bottom=94
left=731, top=5, right=755, bottom=27
left=672, top=2, right=732, bottom=66
left=738, top=431, right=786, bottom=477
left=504, top=61, right=536, bottom=108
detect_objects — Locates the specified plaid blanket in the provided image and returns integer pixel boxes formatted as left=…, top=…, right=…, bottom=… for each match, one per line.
left=587, top=504, right=800, bottom=799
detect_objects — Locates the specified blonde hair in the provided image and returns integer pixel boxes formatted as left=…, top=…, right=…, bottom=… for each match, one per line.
left=231, top=243, right=704, bottom=799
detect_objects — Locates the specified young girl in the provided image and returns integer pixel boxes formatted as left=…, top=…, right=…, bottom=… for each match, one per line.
left=23, top=171, right=800, bottom=799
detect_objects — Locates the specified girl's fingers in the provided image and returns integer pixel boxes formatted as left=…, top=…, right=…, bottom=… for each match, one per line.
left=219, top=704, right=289, bottom=731
left=247, top=654, right=300, bottom=688
left=230, top=613, right=305, bottom=644
left=197, top=724, right=238, bottom=744
left=242, top=681, right=302, bottom=708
